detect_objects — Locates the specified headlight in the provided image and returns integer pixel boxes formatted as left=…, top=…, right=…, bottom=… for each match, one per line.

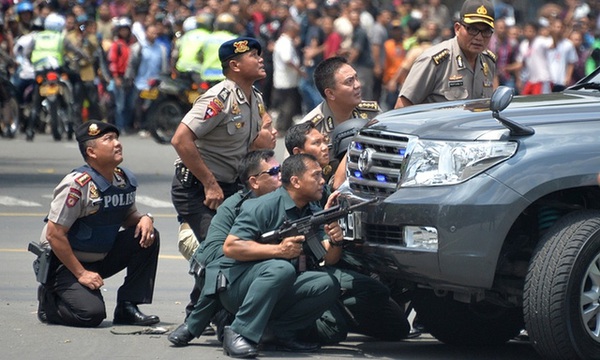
left=400, top=139, right=517, bottom=186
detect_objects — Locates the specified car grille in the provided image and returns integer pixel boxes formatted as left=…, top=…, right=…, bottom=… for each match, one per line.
left=347, top=129, right=411, bottom=196
left=365, top=224, right=403, bottom=245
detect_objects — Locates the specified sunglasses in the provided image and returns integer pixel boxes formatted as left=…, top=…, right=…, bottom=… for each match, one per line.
left=460, top=23, right=494, bottom=38
left=251, top=165, right=280, bottom=177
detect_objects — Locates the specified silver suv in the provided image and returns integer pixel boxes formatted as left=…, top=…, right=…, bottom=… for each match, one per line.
left=340, top=77, right=600, bottom=359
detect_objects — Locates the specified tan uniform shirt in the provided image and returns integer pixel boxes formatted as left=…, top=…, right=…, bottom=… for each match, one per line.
left=301, top=100, right=380, bottom=178
left=400, top=37, right=496, bottom=105
left=40, top=168, right=137, bottom=262
left=180, top=79, right=265, bottom=184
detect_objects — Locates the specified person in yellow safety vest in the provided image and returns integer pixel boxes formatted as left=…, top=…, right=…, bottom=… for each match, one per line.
left=173, top=13, right=214, bottom=76
left=199, top=13, right=238, bottom=83
left=26, top=13, right=89, bottom=141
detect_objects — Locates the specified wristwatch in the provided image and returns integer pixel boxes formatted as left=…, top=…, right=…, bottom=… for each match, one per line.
left=142, top=213, right=154, bottom=223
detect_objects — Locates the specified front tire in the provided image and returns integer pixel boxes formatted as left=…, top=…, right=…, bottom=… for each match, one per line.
left=524, top=210, right=600, bottom=360
left=411, top=289, right=523, bottom=345
left=148, top=99, right=185, bottom=144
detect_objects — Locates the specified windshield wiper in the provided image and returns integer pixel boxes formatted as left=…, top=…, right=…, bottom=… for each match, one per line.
left=568, top=82, right=600, bottom=90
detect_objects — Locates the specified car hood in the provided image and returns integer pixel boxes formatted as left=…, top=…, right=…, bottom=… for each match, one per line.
left=367, top=92, right=600, bottom=141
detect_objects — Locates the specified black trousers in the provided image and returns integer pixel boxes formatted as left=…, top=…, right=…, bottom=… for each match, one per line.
left=42, top=227, right=160, bottom=327
left=171, top=173, right=239, bottom=317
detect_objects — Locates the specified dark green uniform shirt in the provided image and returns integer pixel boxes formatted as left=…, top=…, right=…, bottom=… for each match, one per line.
left=204, top=187, right=323, bottom=296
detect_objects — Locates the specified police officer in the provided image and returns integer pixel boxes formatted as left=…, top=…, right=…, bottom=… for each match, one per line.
left=172, top=13, right=213, bottom=76
left=302, top=56, right=380, bottom=186
left=171, top=36, right=267, bottom=245
left=26, top=13, right=88, bottom=141
left=218, top=154, right=342, bottom=357
left=199, top=13, right=238, bottom=83
left=395, top=0, right=497, bottom=108
left=36, top=120, right=160, bottom=327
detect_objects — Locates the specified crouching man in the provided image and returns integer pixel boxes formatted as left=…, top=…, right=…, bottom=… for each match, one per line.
left=34, top=120, right=160, bottom=327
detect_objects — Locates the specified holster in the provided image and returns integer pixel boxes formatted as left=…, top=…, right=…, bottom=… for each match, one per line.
left=216, top=272, right=228, bottom=293
left=189, top=257, right=205, bottom=278
left=28, top=241, right=52, bottom=285
left=175, top=162, right=199, bottom=188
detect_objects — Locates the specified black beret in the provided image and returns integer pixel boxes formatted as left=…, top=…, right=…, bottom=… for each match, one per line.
left=219, top=37, right=262, bottom=63
left=76, top=120, right=119, bottom=143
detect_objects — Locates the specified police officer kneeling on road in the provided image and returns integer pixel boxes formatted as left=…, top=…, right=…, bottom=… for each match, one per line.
left=31, top=120, right=161, bottom=327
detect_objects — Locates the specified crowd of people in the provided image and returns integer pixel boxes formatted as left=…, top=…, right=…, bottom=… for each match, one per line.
left=3, top=0, right=600, bottom=139
left=20, top=0, right=600, bottom=358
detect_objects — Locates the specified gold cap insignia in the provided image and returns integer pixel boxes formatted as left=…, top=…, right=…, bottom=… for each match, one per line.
left=477, top=5, right=487, bottom=15
left=88, top=123, right=100, bottom=136
left=233, top=40, right=250, bottom=54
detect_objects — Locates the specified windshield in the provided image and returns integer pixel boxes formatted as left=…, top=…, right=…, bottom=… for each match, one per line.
left=568, top=66, right=600, bottom=91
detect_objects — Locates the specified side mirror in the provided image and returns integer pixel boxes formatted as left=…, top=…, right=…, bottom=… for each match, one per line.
left=490, top=86, right=514, bottom=113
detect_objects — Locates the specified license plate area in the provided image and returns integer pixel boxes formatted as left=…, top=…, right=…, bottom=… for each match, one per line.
left=39, top=84, right=59, bottom=96
left=140, top=88, right=159, bottom=100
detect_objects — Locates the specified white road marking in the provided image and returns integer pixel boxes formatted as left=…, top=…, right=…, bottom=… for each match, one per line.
left=0, top=196, right=42, bottom=207
left=135, top=195, right=174, bottom=208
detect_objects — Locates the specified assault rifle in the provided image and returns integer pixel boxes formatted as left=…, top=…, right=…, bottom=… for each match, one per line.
left=259, top=197, right=377, bottom=268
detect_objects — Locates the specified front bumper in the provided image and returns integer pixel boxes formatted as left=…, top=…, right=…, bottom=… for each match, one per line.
left=344, top=173, right=529, bottom=291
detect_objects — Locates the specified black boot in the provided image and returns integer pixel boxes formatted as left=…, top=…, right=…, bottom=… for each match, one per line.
left=37, top=285, right=48, bottom=323
left=113, top=301, right=160, bottom=326
left=168, top=323, right=195, bottom=347
left=222, top=326, right=258, bottom=358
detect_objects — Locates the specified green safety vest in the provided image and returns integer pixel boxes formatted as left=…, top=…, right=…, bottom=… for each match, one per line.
left=585, top=39, right=600, bottom=76
left=31, top=31, right=64, bottom=66
left=175, top=28, right=210, bottom=73
left=201, top=31, right=237, bottom=81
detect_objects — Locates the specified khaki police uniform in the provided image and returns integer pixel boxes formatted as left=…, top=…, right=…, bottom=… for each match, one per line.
left=171, top=78, right=265, bottom=240
left=39, top=165, right=160, bottom=327
left=400, top=37, right=496, bottom=105
left=302, top=100, right=380, bottom=180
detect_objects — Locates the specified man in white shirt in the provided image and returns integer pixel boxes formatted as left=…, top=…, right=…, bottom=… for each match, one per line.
left=272, top=19, right=304, bottom=133
left=547, top=18, right=578, bottom=91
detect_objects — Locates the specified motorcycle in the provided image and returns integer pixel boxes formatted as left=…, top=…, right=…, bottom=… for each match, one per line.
left=31, top=57, right=74, bottom=141
left=141, top=72, right=212, bottom=144
left=0, top=70, right=20, bottom=138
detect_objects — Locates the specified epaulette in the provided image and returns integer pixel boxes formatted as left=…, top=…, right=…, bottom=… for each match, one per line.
left=74, top=172, right=92, bottom=187
left=252, top=85, right=263, bottom=95
left=432, top=49, right=450, bottom=65
left=310, top=114, right=324, bottom=125
left=483, top=49, right=497, bottom=63
left=356, top=101, right=380, bottom=112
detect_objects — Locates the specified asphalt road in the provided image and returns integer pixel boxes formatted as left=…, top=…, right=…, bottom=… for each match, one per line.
left=0, top=132, right=543, bottom=359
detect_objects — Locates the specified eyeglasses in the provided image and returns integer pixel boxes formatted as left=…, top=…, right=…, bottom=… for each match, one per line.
left=251, top=165, right=280, bottom=177
left=460, top=23, right=494, bottom=38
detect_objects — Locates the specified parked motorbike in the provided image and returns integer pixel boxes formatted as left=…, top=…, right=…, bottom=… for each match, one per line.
left=0, top=70, right=20, bottom=138
left=31, top=57, right=74, bottom=141
left=142, top=72, right=212, bottom=144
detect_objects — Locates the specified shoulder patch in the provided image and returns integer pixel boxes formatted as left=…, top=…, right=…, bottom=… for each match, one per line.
left=356, top=101, right=380, bottom=112
left=483, top=49, right=497, bottom=63
left=432, top=49, right=450, bottom=65
left=74, top=172, right=92, bottom=187
left=310, top=114, right=324, bottom=125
